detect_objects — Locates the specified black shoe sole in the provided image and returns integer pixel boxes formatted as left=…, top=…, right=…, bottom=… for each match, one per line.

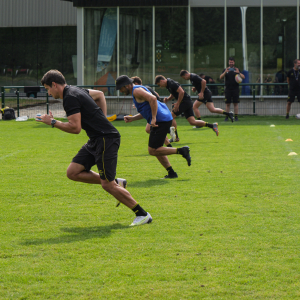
left=181, top=147, right=191, bottom=166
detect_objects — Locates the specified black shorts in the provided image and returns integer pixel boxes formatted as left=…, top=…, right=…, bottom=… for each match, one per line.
left=287, top=90, right=300, bottom=103
left=197, top=89, right=213, bottom=104
left=148, top=120, right=172, bottom=149
left=173, top=99, right=194, bottom=119
left=225, top=89, right=240, bottom=103
left=72, top=136, right=120, bottom=182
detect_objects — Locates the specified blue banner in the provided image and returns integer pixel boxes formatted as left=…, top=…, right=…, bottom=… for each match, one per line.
left=97, top=8, right=117, bottom=72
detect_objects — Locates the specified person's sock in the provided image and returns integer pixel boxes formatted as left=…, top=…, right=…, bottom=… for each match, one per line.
left=167, top=144, right=172, bottom=147
left=166, top=166, right=175, bottom=174
left=235, top=114, right=238, bottom=118
left=132, top=204, right=147, bottom=217
left=205, top=122, right=213, bottom=129
left=197, top=117, right=201, bottom=120
left=222, top=111, right=229, bottom=116
left=175, top=129, right=179, bottom=139
left=286, top=113, right=289, bottom=116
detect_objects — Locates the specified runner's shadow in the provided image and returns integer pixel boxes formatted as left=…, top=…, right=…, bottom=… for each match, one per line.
left=129, top=178, right=190, bottom=188
left=21, top=223, right=128, bottom=246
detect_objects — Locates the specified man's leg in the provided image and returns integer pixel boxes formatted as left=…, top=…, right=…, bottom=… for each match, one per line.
left=233, top=103, right=239, bottom=121
left=193, top=100, right=203, bottom=128
left=186, top=116, right=219, bottom=136
left=206, top=102, right=234, bottom=122
left=67, top=162, right=101, bottom=184
left=286, top=102, right=292, bottom=119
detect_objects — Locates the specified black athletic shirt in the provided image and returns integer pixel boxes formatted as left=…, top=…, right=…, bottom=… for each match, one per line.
left=166, top=78, right=191, bottom=102
left=145, top=85, right=161, bottom=101
left=190, top=73, right=209, bottom=93
left=287, top=68, right=300, bottom=91
left=63, top=85, right=120, bottom=139
left=222, top=69, right=239, bottom=90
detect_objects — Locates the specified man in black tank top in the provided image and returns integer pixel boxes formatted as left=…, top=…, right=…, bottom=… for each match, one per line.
left=180, top=70, right=234, bottom=123
left=131, top=76, right=179, bottom=144
left=286, top=59, right=300, bottom=119
left=155, top=75, right=219, bottom=136
left=36, top=70, right=152, bottom=227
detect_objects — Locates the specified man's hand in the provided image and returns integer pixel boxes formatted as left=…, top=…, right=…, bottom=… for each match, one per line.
left=36, top=113, right=52, bottom=125
left=173, top=102, right=180, bottom=112
left=198, top=92, right=204, bottom=100
left=234, top=68, right=240, bottom=73
left=164, top=97, right=169, bottom=103
left=124, top=115, right=134, bottom=123
left=151, top=117, right=158, bottom=128
left=192, top=87, right=197, bottom=93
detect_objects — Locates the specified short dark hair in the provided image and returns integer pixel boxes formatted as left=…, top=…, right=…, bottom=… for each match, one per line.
left=180, top=70, right=188, bottom=76
left=41, top=70, right=66, bottom=86
left=131, top=76, right=142, bottom=85
left=294, top=59, right=300, bottom=65
left=228, top=57, right=235, bottom=62
left=155, top=75, right=166, bottom=84
left=199, top=73, right=205, bottom=77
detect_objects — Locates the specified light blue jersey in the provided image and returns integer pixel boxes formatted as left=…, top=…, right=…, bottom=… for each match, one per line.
left=132, top=85, right=173, bottom=124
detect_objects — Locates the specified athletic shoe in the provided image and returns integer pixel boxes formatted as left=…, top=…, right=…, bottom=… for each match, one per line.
left=130, top=212, right=152, bottom=226
left=169, top=137, right=180, bottom=143
left=170, top=126, right=176, bottom=142
left=213, top=123, right=219, bottom=136
left=193, top=126, right=201, bottom=128
left=180, top=146, right=191, bottom=166
left=224, top=117, right=228, bottom=122
left=115, top=178, right=127, bottom=207
left=235, top=117, right=239, bottom=121
left=164, top=172, right=178, bottom=179
left=228, top=111, right=234, bottom=123
left=286, top=114, right=289, bottom=119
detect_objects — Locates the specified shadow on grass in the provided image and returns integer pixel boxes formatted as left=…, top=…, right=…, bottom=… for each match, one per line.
left=21, top=223, right=128, bottom=245
left=129, top=178, right=190, bottom=188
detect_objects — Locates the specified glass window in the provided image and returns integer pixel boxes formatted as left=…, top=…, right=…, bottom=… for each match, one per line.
left=263, top=6, right=297, bottom=95
left=191, top=7, right=224, bottom=96
left=84, top=8, right=117, bottom=96
left=155, top=7, right=188, bottom=95
left=119, top=8, right=153, bottom=86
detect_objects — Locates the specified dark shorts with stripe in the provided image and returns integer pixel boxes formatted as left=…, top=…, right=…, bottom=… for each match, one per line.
left=197, top=89, right=213, bottom=104
left=287, top=90, right=300, bottom=103
left=149, top=120, right=172, bottom=149
left=72, top=136, right=120, bottom=182
left=225, top=89, right=240, bottom=103
left=172, top=99, right=194, bottom=119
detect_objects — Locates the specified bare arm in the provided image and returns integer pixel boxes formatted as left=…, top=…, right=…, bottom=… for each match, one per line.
left=235, top=68, right=245, bottom=79
left=88, top=89, right=107, bottom=116
left=124, top=113, right=144, bottom=123
left=220, top=68, right=229, bottom=80
left=37, top=112, right=82, bottom=134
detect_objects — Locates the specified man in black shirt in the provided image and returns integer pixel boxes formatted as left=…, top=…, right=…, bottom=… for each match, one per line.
left=199, top=73, right=218, bottom=96
left=155, top=75, right=219, bottom=136
left=220, top=57, right=245, bottom=121
left=131, top=76, right=179, bottom=144
left=180, top=70, right=234, bottom=124
left=286, top=59, right=300, bottom=119
left=37, top=70, right=152, bottom=227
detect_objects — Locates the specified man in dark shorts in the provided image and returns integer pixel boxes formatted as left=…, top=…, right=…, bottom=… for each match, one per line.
left=180, top=70, right=234, bottom=127
left=286, top=59, right=300, bottom=119
left=37, top=70, right=152, bottom=226
left=220, top=57, right=245, bottom=121
left=116, top=75, right=191, bottom=179
left=155, top=75, right=219, bottom=136
left=131, top=76, right=179, bottom=144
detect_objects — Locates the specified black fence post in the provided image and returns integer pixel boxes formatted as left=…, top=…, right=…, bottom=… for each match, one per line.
left=252, top=84, right=256, bottom=115
left=1, top=87, right=4, bottom=109
left=16, top=89, right=20, bottom=117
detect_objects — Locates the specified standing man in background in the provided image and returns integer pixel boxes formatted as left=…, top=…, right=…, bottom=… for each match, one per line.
left=220, top=57, right=245, bottom=121
left=286, top=59, right=300, bottom=119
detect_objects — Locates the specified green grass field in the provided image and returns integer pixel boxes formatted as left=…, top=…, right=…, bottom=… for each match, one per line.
left=1, top=116, right=300, bottom=299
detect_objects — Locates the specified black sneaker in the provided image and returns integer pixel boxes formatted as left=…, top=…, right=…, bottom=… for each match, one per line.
left=180, top=146, right=191, bottom=166
left=164, top=172, right=178, bottom=179
left=286, top=114, right=289, bottom=119
left=235, top=117, right=239, bottom=121
left=224, top=117, right=228, bottom=122
left=228, top=111, right=234, bottom=122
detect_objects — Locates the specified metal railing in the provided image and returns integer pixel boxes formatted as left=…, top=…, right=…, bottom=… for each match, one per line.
left=0, top=83, right=291, bottom=118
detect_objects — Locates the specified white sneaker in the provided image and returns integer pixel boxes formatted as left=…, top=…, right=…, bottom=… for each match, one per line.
left=170, top=126, right=176, bottom=142
left=115, top=178, right=127, bottom=207
left=130, top=212, right=152, bottom=226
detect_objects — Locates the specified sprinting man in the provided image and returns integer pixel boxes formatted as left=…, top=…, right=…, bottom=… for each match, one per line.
left=37, top=70, right=152, bottom=226
left=116, top=75, right=191, bottom=179
left=155, top=75, right=219, bottom=136
left=131, top=76, right=178, bottom=145
left=180, top=70, right=234, bottom=126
